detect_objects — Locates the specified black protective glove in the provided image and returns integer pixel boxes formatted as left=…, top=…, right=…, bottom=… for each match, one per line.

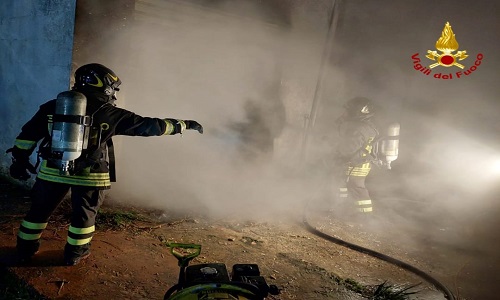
left=6, top=147, right=37, bottom=181
left=184, top=120, right=204, bottom=134
left=9, top=161, right=32, bottom=181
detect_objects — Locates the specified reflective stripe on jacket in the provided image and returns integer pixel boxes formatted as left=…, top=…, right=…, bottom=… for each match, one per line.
left=13, top=90, right=183, bottom=188
left=37, top=161, right=111, bottom=187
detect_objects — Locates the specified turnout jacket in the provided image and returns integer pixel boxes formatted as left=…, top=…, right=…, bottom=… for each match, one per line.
left=335, top=118, right=379, bottom=177
left=13, top=90, right=183, bottom=189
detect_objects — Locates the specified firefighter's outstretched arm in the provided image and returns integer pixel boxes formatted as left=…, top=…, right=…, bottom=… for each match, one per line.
left=183, top=120, right=203, bottom=134
left=112, top=108, right=203, bottom=136
left=163, top=119, right=203, bottom=135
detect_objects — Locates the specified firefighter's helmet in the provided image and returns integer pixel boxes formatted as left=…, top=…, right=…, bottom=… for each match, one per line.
left=74, top=63, right=121, bottom=97
left=344, top=97, right=374, bottom=120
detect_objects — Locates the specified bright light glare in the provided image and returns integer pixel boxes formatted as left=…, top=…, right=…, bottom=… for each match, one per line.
left=492, top=159, right=500, bottom=174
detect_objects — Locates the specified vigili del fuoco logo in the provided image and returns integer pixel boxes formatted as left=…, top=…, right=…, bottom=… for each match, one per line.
left=411, top=22, right=483, bottom=79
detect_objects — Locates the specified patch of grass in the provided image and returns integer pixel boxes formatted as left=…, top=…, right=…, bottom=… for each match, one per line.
left=276, top=252, right=419, bottom=299
left=342, top=277, right=365, bottom=294
left=367, top=281, right=421, bottom=300
left=96, top=209, right=147, bottom=230
left=0, top=266, right=48, bottom=300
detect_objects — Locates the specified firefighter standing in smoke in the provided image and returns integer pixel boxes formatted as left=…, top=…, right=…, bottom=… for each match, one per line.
left=6, top=63, right=203, bottom=266
left=334, top=97, right=379, bottom=216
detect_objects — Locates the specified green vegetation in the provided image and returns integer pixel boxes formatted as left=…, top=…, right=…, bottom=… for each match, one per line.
left=368, top=281, right=421, bottom=300
left=96, top=209, right=147, bottom=230
left=276, top=253, right=420, bottom=299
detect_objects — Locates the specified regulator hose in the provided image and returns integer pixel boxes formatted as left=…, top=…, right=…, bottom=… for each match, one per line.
left=302, top=209, right=455, bottom=300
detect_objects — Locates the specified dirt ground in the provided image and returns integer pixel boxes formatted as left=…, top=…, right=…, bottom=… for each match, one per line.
left=1, top=177, right=499, bottom=300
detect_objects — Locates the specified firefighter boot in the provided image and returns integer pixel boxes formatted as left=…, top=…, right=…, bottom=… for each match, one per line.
left=16, top=237, right=40, bottom=263
left=64, top=243, right=91, bottom=266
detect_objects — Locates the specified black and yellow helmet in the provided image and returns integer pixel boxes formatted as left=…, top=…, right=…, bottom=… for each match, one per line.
left=74, top=63, right=121, bottom=97
left=344, top=97, right=374, bottom=120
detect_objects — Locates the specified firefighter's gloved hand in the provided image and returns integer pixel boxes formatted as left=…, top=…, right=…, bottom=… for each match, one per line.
left=372, top=159, right=387, bottom=168
left=6, top=147, right=37, bottom=180
left=184, top=120, right=203, bottom=134
left=9, top=161, right=32, bottom=181
left=372, top=159, right=384, bottom=168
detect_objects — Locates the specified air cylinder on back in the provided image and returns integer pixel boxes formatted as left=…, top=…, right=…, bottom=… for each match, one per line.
left=380, top=122, right=400, bottom=169
left=51, top=91, right=88, bottom=175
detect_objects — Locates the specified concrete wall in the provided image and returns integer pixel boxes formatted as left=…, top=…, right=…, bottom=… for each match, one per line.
left=0, top=1, right=76, bottom=179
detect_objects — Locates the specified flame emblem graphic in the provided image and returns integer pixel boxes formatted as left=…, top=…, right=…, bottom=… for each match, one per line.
left=426, top=22, right=468, bottom=69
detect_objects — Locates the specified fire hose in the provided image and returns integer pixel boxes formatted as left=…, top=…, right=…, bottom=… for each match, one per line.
left=302, top=206, right=455, bottom=300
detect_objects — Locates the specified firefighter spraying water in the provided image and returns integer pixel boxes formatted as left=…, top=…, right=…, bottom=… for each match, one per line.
left=6, top=63, right=203, bottom=266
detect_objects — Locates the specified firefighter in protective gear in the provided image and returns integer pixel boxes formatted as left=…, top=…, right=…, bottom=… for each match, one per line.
left=334, top=97, right=379, bottom=216
left=7, top=63, right=203, bottom=266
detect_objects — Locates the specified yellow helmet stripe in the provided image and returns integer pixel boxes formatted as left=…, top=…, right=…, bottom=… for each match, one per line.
left=88, top=74, right=104, bottom=87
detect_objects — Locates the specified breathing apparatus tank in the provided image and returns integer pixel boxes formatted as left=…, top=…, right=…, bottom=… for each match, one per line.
left=379, top=122, right=400, bottom=169
left=50, top=91, right=91, bottom=175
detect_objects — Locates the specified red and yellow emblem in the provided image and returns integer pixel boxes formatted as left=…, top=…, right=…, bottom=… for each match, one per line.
left=426, top=22, right=468, bottom=69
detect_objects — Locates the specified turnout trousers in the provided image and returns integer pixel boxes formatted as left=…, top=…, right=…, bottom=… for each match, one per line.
left=336, top=162, right=373, bottom=214
left=17, top=179, right=105, bottom=258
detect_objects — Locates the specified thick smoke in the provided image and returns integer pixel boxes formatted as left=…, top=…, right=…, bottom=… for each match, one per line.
left=102, top=0, right=325, bottom=221
left=74, top=0, right=500, bottom=226
left=72, top=0, right=500, bottom=298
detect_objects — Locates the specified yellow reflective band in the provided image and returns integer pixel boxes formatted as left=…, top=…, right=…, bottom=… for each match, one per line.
left=18, top=231, right=42, bottom=241
left=67, top=236, right=93, bottom=246
left=37, top=172, right=111, bottom=187
left=69, top=225, right=95, bottom=235
left=176, top=120, right=186, bottom=133
left=38, top=161, right=111, bottom=187
left=21, top=220, right=48, bottom=230
left=14, top=139, right=37, bottom=150
left=349, top=166, right=371, bottom=172
left=163, top=119, right=175, bottom=135
left=339, top=188, right=348, bottom=192
left=348, top=172, right=370, bottom=177
left=40, top=167, right=110, bottom=179
left=40, top=161, right=110, bottom=179
left=356, top=200, right=372, bottom=206
left=347, top=166, right=371, bottom=176
left=339, top=194, right=348, bottom=198
left=357, top=207, right=373, bottom=213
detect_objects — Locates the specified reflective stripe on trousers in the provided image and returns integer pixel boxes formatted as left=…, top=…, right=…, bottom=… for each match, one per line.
left=343, top=173, right=373, bottom=214
left=356, top=199, right=373, bottom=213
left=67, top=225, right=95, bottom=246
left=17, top=179, right=105, bottom=252
left=17, top=220, right=48, bottom=241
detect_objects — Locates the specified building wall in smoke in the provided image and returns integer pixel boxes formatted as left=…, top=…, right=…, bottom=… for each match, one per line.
left=77, top=0, right=336, bottom=212
left=73, top=0, right=135, bottom=75
left=115, top=0, right=335, bottom=166
left=0, top=1, right=76, bottom=178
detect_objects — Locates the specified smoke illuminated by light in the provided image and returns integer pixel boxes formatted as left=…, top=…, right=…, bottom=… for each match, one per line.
left=491, top=159, right=500, bottom=175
